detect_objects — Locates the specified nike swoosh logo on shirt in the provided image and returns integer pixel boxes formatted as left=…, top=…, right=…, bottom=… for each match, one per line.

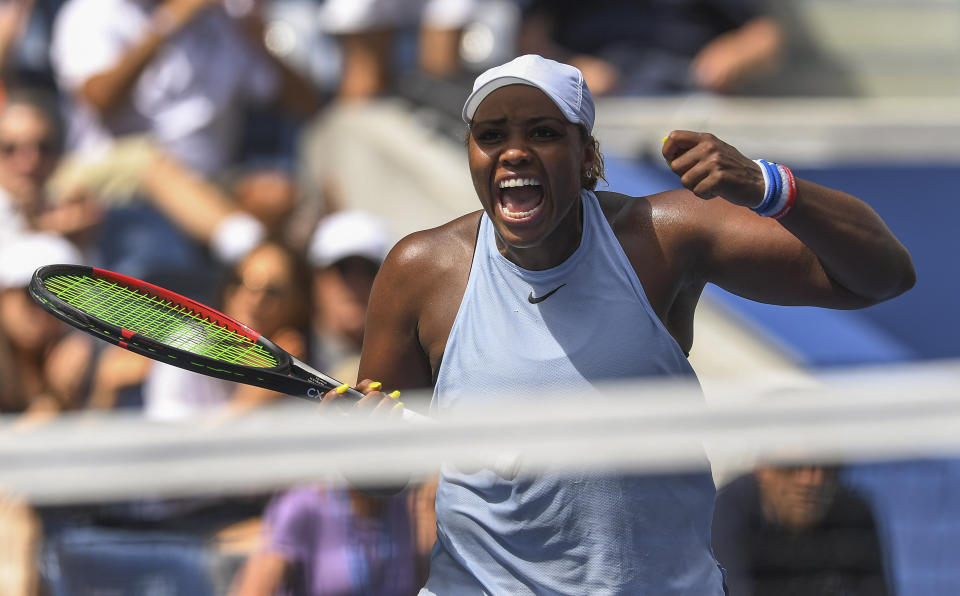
left=528, top=284, right=566, bottom=304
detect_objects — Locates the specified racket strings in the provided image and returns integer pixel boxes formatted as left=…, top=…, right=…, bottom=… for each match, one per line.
left=43, top=274, right=277, bottom=368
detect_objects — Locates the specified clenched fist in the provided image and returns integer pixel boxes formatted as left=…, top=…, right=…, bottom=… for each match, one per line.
left=662, top=130, right=765, bottom=209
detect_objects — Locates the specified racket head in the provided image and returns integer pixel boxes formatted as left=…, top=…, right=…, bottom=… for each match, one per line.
left=29, top=263, right=294, bottom=385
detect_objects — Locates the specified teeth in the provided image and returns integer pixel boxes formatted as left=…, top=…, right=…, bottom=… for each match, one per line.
left=499, top=178, right=542, bottom=189
left=503, top=203, right=542, bottom=219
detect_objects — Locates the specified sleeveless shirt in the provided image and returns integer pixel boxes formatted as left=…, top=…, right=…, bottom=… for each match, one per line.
left=422, top=190, right=724, bottom=595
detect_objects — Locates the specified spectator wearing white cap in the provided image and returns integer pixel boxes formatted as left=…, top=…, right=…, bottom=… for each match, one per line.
left=0, top=231, right=93, bottom=417
left=307, top=210, right=391, bottom=383
left=319, top=0, right=478, bottom=100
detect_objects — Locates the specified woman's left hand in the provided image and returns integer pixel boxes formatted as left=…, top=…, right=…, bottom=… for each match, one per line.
left=662, top=130, right=765, bottom=208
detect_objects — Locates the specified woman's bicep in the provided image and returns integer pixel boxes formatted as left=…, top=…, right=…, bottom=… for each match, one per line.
left=357, top=253, right=434, bottom=391
left=698, top=201, right=869, bottom=309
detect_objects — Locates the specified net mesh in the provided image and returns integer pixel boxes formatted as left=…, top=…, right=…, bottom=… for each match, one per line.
left=2, top=367, right=959, bottom=595
left=43, top=273, right=278, bottom=368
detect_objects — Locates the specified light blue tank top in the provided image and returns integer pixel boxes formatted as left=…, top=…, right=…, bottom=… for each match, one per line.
left=423, top=190, right=724, bottom=596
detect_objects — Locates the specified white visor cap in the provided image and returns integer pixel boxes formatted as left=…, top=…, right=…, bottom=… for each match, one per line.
left=462, top=54, right=595, bottom=133
left=0, top=232, right=84, bottom=290
left=308, top=210, right=391, bottom=269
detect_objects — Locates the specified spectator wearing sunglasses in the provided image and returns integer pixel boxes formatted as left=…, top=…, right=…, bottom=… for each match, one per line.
left=80, top=238, right=312, bottom=416
left=0, top=86, right=101, bottom=252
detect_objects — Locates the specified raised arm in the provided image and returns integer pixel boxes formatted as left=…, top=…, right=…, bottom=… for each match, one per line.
left=690, top=15, right=783, bottom=94
left=662, top=130, right=915, bottom=308
left=228, top=3, right=322, bottom=117
left=76, top=0, right=219, bottom=115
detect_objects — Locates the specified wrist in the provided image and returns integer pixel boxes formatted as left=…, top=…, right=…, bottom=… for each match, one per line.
left=750, top=158, right=796, bottom=219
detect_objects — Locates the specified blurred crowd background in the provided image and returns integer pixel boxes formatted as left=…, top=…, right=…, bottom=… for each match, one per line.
left=0, top=0, right=957, bottom=594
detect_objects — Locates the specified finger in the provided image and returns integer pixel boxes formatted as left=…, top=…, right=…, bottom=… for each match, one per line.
left=665, top=140, right=715, bottom=181
left=318, top=384, right=348, bottom=411
left=662, top=130, right=704, bottom=162
left=372, top=396, right=400, bottom=416
left=370, top=396, right=405, bottom=419
left=355, top=379, right=382, bottom=394
left=688, top=170, right=727, bottom=201
left=677, top=164, right=719, bottom=200
left=356, top=389, right=384, bottom=409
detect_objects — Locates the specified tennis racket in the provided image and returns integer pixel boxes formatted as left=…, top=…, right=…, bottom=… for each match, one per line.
left=29, top=264, right=421, bottom=421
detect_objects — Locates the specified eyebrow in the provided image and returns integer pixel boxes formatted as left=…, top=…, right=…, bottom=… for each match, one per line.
left=470, top=116, right=567, bottom=128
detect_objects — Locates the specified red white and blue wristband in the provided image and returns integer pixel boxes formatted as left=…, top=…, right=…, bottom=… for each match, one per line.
left=751, top=159, right=796, bottom=219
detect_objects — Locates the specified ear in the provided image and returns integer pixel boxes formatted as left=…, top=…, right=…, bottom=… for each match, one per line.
left=579, top=134, right=600, bottom=189
left=582, top=135, right=597, bottom=172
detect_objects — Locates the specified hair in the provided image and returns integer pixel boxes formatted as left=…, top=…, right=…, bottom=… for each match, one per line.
left=463, top=123, right=607, bottom=191
left=0, top=87, right=65, bottom=152
left=578, top=126, right=607, bottom=191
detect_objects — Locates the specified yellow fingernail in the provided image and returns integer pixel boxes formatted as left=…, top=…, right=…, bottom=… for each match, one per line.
left=392, top=401, right=404, bottom=410
left=662, top=135, right=669, bottom=144
left=389, top=390, right=402, bottom=399
left=369, top=381, right=382, bottom=391
left=336, top=384, right=350, bottom=394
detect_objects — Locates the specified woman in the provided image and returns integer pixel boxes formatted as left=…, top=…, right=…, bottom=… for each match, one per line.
left=325, top=55, right=915, bottom=594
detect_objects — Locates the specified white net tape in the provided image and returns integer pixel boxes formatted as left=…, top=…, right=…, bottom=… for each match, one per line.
left=2, top=360, right=959, bottom=505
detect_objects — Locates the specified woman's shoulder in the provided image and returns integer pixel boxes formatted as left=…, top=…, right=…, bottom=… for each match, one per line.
left=386, top=211, right=482, bottom=275
left=597, top=187, right=720, bottom=242
left=596, top=188, right=694, bottom=217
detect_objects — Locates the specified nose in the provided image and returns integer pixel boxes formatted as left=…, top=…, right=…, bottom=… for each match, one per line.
left=499, top=132, right=531, bottom=167
left=10, top=147, right=52, bottom=181
left=792, top=465, right=826, bottom=486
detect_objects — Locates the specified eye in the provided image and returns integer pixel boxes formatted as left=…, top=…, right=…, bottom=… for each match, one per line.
left=472, top=128, right=503, bottom=144
left=530, top=126, right=560, bottom=140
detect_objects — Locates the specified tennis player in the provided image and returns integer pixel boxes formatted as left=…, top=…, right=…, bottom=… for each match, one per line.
left=325, top=54, right=915, bottom=594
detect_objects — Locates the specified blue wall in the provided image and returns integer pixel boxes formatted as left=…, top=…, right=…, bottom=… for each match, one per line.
left=605, top=157, right=960, bottom=366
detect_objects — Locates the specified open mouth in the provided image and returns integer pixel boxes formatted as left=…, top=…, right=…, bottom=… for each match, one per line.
left=498, top=177, right=544, bottom=221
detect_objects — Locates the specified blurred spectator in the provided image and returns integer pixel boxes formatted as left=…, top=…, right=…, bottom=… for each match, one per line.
left=0, top=491, right=41, bottom=596
left=0, top=86, right=100, bottom=250
left=306, top=210, right=390, bottom=383
left=49, top=0, right=320, bottom=177
left=0, top=232, right=91, bottom=418
left=229, top=164, right=298, bottom=242
left=146, top=238, right=309, bottom=418
left=518, top=0, right=783, bottom=96
left=138, top=152, right=269, bottom=266
left=0, top=85, right=57, bottom=243
left=712, top=462, right=892, bottom=596
left=230, top=484, right=418, bottom=596
left=0, top=0, right=35, bottom=86
left=0, top=0, right=65, bottom=93
left=318, top=0, right=479, bottom=100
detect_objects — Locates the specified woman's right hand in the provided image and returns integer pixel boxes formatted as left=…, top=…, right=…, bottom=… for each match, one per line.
left=319, top=378, right=404, bottom=419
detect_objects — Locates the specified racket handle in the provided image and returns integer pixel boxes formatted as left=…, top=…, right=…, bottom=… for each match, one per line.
left=339, top=386, right=431, bottom=424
